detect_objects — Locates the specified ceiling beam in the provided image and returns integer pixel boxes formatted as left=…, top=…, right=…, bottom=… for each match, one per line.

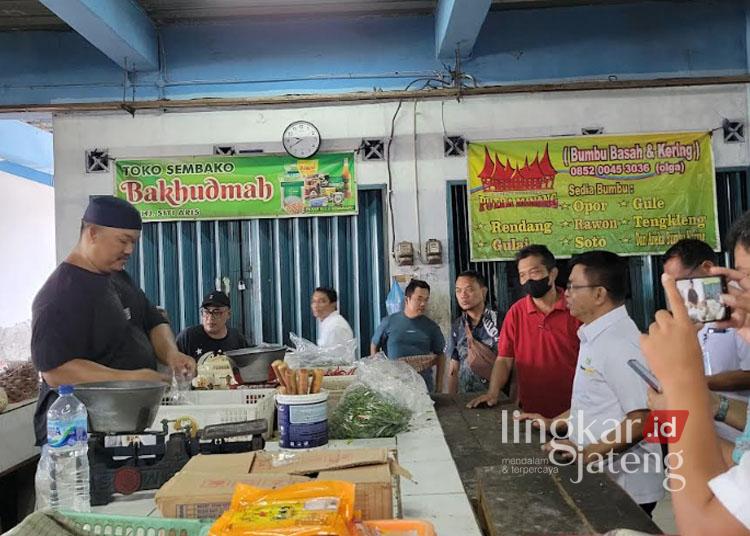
left=436, top=0, right=491, bottom=59
left=39, top=0, right=158, bottom=72
left=0, top=120, right=53, bottom=175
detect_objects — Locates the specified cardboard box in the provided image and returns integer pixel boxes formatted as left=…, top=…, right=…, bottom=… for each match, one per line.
left=155, top=448, right=408, bottom=520
left=155, top=453, right=308, bottom=519
left=250, top=448, right=407, bottom=520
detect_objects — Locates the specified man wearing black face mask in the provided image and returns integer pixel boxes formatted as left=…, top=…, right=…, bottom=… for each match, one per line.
left=467, top=245, right=581, bottom=417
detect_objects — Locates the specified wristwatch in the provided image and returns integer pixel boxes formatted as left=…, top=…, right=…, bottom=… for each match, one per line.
left=714, top=395, right=730, bottom=422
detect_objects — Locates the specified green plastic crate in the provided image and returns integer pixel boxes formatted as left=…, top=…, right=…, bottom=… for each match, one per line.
left=60, top=511, right=212, bottom=536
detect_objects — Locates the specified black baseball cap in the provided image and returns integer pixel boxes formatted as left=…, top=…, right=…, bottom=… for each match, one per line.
left=201, top=291, right=230, bottom=308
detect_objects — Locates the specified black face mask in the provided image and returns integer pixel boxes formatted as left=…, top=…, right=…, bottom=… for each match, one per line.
left=522, top=277, right=551, bottom=299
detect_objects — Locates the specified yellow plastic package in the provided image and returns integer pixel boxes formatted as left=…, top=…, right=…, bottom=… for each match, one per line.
left=209, top=480, right=356, bottom=536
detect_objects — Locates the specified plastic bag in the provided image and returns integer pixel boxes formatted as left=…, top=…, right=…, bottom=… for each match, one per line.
left=354, top=354, right=433, bottom=416
left=385, top=278, right=405, bottom=315
left=329, top=354, right=433, bottom=439
left=208, top=480, right=356, bottom=536
left=285, top=333, right=357, bottom=369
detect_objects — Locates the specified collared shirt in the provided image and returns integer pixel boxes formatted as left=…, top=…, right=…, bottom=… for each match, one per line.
left=317, top=310, right=354, bottom=349
left=497, top=289, right=581, bottom=417
left=709, top=451, right=750, bottom=530
left=447, top=308, right=500, bottom=393
left=569, top=305, right=664, bottom=505
left=699, top=325, right=750, bottom=442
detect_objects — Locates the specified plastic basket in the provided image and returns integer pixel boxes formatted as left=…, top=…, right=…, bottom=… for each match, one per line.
left=59, top=511, right=212, bottom=536
left=358, top=519, right=437, bottom=535
left=154, top=388, right=276, bottom=439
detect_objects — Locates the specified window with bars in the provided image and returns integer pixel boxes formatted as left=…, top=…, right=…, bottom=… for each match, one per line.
left=126, top=187, right=388, bottom=355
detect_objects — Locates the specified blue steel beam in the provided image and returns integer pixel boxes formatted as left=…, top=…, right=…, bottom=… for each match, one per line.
left=435, top=0, right=491, bottom=59
left=39, top=0, right=158, bottom=71
left=0, top=120, right=53, bottom=174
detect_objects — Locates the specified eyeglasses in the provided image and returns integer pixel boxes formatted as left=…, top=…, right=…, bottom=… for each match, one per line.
left=565, top=284, right=602, bottom=291
left=201, top=307, right=228, bottom=317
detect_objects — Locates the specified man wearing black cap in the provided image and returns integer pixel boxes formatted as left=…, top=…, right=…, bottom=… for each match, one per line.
left=176, top=291, right=249, bottom=360
left=30, top=195, right=196, bottom=445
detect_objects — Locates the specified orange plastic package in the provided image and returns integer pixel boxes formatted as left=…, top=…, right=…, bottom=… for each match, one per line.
left=355, top=520, right=437, bottom=536
left=208, top=480, right=357, bottom=536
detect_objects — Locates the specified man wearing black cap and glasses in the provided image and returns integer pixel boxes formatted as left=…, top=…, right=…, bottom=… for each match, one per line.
left=30, top=196, right=196, bottom=445
left=176, top=290, right=249, bottom=360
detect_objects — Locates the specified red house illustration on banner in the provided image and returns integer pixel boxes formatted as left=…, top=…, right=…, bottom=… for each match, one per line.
left=478, top=145, right=557, bottom=192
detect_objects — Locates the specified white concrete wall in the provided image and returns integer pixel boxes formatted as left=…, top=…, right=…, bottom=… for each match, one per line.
left=0, top=171, right=55, bottom=359
left=52, top=85, right=750, bottom=331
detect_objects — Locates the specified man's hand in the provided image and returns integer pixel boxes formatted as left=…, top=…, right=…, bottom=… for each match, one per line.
left=542, top=438, right=582, bottom=462
left=467, top=392, right=498, bottom=408
left=515, top=412, right=552, bottom=430
left=165, top=351, right=196, bottom=376
left=640, top=274, right=705, bottom=390
left=133, top=368, right=170, bottom=383
left=710, top=266, right=750, bottom=344
left=647, top=387, right=667, bottom=411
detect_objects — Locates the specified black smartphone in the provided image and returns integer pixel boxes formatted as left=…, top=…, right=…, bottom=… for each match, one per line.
left=627, top=359, right=662, bottom=393
left=671, top=275, right=730, bottom=323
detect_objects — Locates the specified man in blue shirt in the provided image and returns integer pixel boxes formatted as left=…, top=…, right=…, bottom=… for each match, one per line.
left=370, top=279, right=445, bottom=392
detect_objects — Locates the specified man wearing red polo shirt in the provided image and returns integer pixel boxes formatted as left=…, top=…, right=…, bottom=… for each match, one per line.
left=467, top=244, right=580, bottom=417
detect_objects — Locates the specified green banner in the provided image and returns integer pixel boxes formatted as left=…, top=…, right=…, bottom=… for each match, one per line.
left=115, top=153, right=357, bottom=221
left=467, top=132, right=718, bottom=261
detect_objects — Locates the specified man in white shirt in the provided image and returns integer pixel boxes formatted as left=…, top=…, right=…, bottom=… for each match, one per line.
left=662, top=239, right=750, bottom=442
left=520, top=251, right=664, bottom=515
left=311, top=287, right=354, bottom=349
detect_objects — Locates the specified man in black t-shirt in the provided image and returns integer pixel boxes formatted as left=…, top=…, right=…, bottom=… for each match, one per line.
left=176, top=291, right=249, bottom=359
left=31, top=196, right=196, bottom=445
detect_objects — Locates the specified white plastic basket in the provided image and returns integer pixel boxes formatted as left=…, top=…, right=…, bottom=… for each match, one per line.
left=154, top=388, right=276, bottom=439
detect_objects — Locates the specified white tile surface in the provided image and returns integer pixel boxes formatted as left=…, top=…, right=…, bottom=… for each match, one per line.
left=400, top=460, right=465, bottom=496
left=402, top=493, right=483, bottom=536
left=97, top=404, right=484, bottom=535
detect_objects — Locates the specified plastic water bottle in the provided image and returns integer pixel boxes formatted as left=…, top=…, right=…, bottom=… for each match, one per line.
left=36, top=385, right=91, bottom=511
left=732, top=402, right=750, bottom=464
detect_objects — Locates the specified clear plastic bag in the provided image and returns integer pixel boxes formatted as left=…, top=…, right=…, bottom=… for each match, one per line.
left=385, top=279, right=405, bottom=315
left=329, top=354, right=433, bottom=439
left=284, top=333, right=357, bottom=369
left=353, top=354, right=432, bottom=416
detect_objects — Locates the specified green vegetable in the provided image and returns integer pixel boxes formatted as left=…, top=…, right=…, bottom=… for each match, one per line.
left=329, top=384, right=411, bottom=439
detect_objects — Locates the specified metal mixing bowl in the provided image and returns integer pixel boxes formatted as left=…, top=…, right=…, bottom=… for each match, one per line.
left=73, top=380, right=168, bottom=434
left=225, top=345, right=287, bottom=383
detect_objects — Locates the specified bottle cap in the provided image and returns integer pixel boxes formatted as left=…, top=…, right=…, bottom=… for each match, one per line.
left=58, top=384, right=74, bottom=395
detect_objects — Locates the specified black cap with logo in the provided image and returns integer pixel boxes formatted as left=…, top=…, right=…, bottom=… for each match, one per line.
left=201, top=291, right=230, bottom=308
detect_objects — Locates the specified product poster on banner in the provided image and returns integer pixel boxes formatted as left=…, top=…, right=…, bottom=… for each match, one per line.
left=467, top=132, right=719, bottom=261
left=115, top=153, right=357, bottom=222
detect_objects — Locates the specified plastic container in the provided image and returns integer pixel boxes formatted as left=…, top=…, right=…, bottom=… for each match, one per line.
left=60, top=510, right=211, bottom=536
left=155, top=388, right=276, bottom=439
left=34, top=385, right=90, bottom=513
left=276, top=390, right=329, bottom=449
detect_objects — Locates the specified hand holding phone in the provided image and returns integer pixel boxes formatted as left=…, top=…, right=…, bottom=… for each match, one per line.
left=670, top=275, right=730, bottom=323
left=627, top=359, right=662, bottom=393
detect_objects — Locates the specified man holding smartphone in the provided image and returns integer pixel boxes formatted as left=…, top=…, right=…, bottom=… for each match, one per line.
left=662, top=239, right=750, bottom=442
